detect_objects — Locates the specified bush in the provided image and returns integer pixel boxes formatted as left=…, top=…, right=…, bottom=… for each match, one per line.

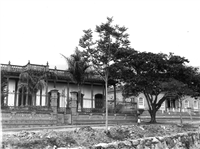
left=113, top=104, right=124, bottom=113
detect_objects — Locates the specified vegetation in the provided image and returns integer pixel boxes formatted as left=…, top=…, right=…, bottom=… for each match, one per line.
left=79, top=17, right=135, bottom=129
left=116, top=52, right=200, bottom=123
left=61, top=48, right=90, bottom=111
left=77, top=17, right=200, bottom=123
left=18, top=69, right=47, bottom=106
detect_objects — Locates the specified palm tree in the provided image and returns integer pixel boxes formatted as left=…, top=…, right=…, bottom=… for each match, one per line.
left=61, top=48, right=90, bottom=112
left=18, top=69, right=46, bottom=106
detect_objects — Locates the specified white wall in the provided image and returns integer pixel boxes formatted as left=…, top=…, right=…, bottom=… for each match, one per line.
left=46, top=82, right=104, bottom=108
left=7, top=79, right=104, bottom=108
left=8, top=79, right=15, bottom=106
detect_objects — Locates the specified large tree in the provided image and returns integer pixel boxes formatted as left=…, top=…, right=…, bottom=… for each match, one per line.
left=79, top=17, right=135, bottom=130
left=118, top=52, right=200, bottom=123
left=61, top=48, right=90, bottom=112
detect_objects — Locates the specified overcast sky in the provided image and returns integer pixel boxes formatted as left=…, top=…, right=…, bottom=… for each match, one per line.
left=1, top=0, right=200, bottom=70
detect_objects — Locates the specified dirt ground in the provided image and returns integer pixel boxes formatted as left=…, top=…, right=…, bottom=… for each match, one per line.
left=2, top=123, right=199, bottom=149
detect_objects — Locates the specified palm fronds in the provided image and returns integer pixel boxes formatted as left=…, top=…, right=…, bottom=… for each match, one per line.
left=61, top=48, right=91, bottom=85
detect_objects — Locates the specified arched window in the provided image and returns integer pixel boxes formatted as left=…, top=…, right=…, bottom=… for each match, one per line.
left=138, top=97, right=144, bottom=109
left=184, top=100, right=189, bottom=108
left=194, top=100, right=198, bottom=109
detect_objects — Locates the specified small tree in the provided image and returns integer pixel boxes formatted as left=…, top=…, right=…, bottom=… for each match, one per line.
left=61, top=48, right=90, bottom=111
left=79, top=17, right=134, bottom=130
left=162, top=79, right=199, bottom=125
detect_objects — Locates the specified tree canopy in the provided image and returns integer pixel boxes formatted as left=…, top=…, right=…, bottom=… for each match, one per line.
left=79, top=17, right=135, bottom=130
left=61, top=48, right=90, bottom=85
left=115, top=51, right=200, bottom=123
left=79, top=17, right=135, bottom=80
left=18, top=69, right=47, bottom=105
left=61, top=48, right=91, bottom=111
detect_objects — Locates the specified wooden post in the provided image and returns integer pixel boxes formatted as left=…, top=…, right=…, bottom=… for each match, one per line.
left=91, top=83, right=93, bottom=108
left=114, top=84, right=117, bottom=108
left=40, top=89, right=42, bottom=106
left=67, top=82, right=69, bottom=108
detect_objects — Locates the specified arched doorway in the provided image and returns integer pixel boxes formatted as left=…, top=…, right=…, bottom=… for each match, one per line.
left=95, top=94, right=104, bottom=109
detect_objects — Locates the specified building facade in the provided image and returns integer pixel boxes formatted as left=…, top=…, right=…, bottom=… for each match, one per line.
left=108, top=86, right=200, bottom=113
left=1, top=61, right=106, bottom=112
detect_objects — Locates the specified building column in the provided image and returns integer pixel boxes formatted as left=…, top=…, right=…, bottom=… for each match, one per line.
left=45, top=78, right=48, bottom=106
left=70, top=91, right=78, bottom=115
left=21, top=87, right=24, bottom=106
left=32, top=92, right=36, bottom=106
left=6, top=77, right=9, bottom=106
left=25, top=90, right=28, bottom=106
left=40, top=89, right=42, bottom=106
left=170, top=99, right=173, bottom=109
left=50, top=89, right=58, bottom=113
left=14, top=80, right=18, bottom=107
left=16, top=89, right=19, bottom=107
left=91, top=83, right=93, bottom=108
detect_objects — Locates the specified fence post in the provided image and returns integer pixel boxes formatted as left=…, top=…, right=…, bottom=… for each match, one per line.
left=50, top=89, right=58, bottom=114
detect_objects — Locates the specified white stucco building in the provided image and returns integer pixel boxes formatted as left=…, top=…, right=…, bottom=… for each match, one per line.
left=1, top=62, right=106, bottom=111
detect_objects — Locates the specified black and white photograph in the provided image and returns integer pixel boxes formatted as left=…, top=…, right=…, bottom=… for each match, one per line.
left=1, top=0, right=200, bottom=148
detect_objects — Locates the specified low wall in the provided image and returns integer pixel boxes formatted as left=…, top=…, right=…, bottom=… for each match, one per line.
left=1, top=111, right=58, bottom=128
left=72, top=113, right=137, bottom=125
left=91, top=132, right=200, bottom=149
left=57, top=114, right=71, bottom=125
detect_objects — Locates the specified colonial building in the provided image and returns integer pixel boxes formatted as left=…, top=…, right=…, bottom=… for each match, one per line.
left=1, top=61, right=106, bottom=112
left=108, top=86, right=200, bottom=113
left=1, top=62, right=138, bottom=128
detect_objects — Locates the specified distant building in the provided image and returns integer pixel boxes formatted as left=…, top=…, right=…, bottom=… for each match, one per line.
left=108, top=86, right=200, bottom=113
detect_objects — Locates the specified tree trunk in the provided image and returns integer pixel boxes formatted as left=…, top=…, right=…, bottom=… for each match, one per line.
left=105, top=73, right=108, bottom=132
left=77, top=84, right=81, bottom=112
left=32, top=93, right=36, bottom=106
left=149, top=109, right=157, bottom=123
left=1, top=95, right=4, bottom=106
left=180, top=99, right=183, bottom=125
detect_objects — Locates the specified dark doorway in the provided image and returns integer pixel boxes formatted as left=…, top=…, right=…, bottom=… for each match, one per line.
left=95, top=94, right=104, bottom=109
left=57, top=92, right=60, bottom=108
